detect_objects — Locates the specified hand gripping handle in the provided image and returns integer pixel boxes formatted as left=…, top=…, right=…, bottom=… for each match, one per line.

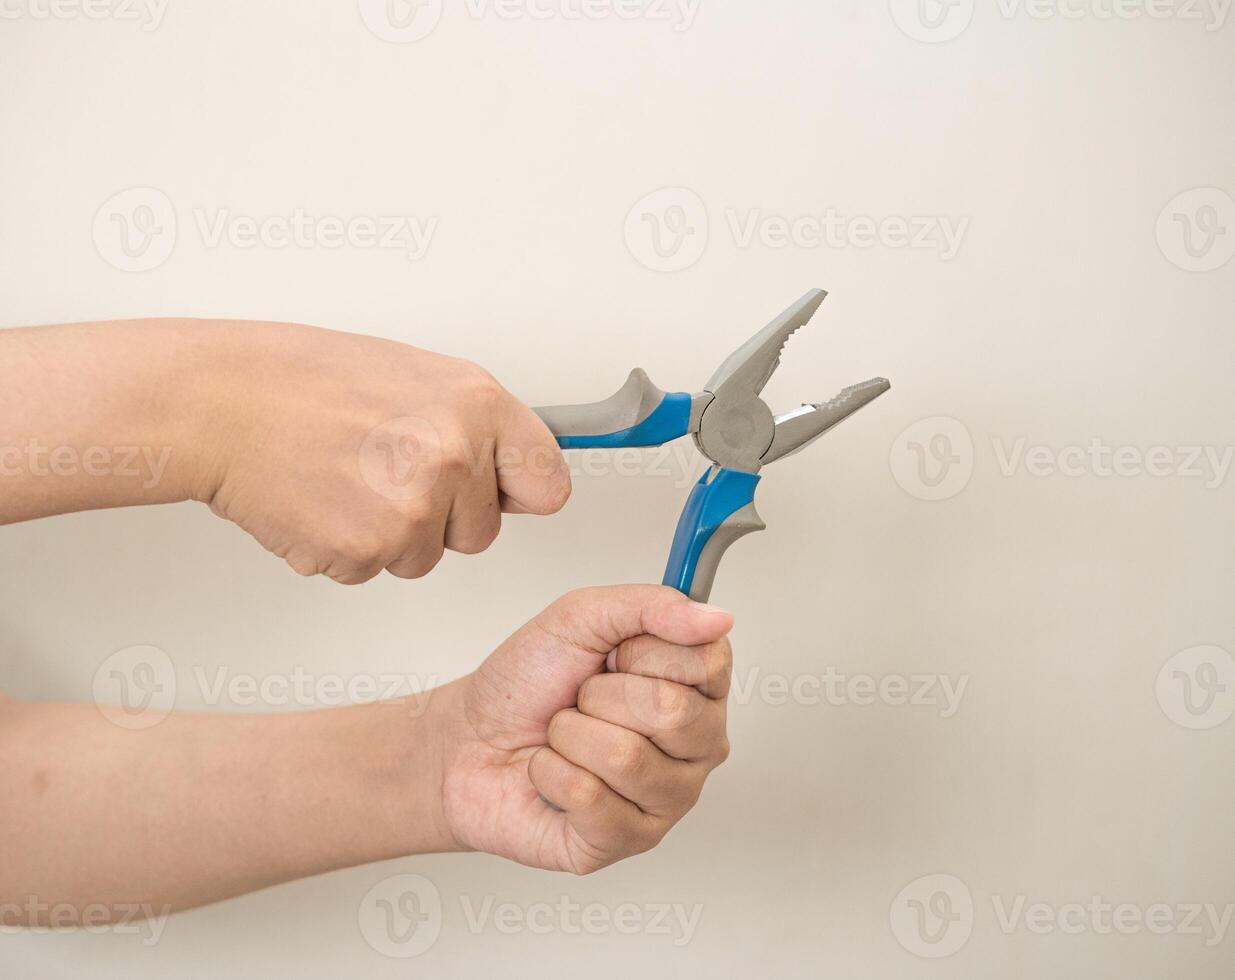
left=662, top=468, right=765, bottom=603
left=534, top=369, right=692, bottom=449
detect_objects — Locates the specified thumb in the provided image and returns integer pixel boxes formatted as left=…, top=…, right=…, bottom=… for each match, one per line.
left=535, top=585, right=733, bottom=656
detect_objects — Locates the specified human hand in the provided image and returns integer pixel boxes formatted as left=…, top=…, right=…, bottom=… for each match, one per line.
left=192, top=321, right=571, bottom=583
left=434, top=586, right=734, bottom=874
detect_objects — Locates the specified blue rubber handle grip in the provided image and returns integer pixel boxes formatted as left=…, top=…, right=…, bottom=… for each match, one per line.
left=554, top=391, right=693, bottom=449
left=662, top=468, right=763, bottom=602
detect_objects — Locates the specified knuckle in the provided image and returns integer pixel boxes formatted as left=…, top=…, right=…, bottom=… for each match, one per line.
left=615, top=634, right=656, bottom=675
left=326, top=560, right=379, bottom=586
left=634, top=819, right=669, bottom=854
left=448, top=520, right=498, bottom=556
left=567, top=773, right=607, bottom=811
left=674, top=780, right=704, bottom=813
left=388, top=545, right=444, bottom=580
left=401, top=504, right=440, bottom=536
left=541, top=585, right=617, bottom=638
left=550, top=587, right=594, bottom=622
left=403, top=510, right=445, bottom=545
left=607, top=735, right=646, bottom=778
left=658, top=684, right=695, bottom=729
left=285, top=553, right=319, bottom=578
left=334, top=531, right=382, bottom=565
left=478, top=517, right=501, bottom=549
left=386, top=561, right=423, bottom=580
left=439, top=438, right=478, bottom=479
left=417, top=548, right=445, bottom=576
left=453, top=508, right=501, bottom=556
left=704, top=640, right=734, bottom=696
left=450, top=536, right=489, bottom=557
left=461, top=363, right=508, bottom=410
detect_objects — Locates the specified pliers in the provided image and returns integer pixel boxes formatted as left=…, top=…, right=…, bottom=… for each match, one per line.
left=534, top=289, right=890, bottom=602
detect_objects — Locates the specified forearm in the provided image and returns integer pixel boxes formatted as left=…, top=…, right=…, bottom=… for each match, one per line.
left=0, top=686, right=465, bottom=922
left=0, top=316, right=571, bottom=583
left=0, top=319, right=225, bottom=523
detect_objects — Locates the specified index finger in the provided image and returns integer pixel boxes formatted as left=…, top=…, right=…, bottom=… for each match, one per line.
left=607, top=634, right=733, bottom=701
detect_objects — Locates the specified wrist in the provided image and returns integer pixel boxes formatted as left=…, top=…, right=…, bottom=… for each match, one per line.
left=162, top=319, right=257, bottom=505
left=68, top=317, right=248, bottom=507
left=386, top=679, right=473, bottom=856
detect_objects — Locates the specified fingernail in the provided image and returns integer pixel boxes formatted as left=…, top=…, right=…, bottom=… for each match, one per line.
left=688, top=600, right=728, bottom=615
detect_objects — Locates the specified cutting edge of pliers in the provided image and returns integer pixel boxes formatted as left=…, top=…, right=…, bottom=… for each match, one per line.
left=533, top=289, right=890, bottom=601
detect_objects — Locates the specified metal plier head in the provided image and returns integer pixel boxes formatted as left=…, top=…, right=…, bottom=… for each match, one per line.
left=534, top=288, right=890, bottom=601
left=687, top=288, right=890, bottom=473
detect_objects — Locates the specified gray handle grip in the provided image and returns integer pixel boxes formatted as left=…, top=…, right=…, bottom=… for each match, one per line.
left=534, top=368, right=668, bottom=439
left=535, top=370, right=694, bottom=449
left=685, top=502, right=766, bottom=602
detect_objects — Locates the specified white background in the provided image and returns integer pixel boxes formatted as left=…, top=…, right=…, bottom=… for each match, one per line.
left=2, top=0, right=1234, bottom=976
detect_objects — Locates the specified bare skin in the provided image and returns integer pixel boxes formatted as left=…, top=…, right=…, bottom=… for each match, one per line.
left=0, top=318, right=571, bottom=582
left=0, top=586, right=734, bottom=922
left=0, top=321, right=730, bottom=921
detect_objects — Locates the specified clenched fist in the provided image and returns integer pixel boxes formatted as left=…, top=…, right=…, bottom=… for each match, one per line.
left=191, top=320, right=571, bottom=583
left=432, top=585, right=735, bottom=874
left=0, top=317, right=569, bottom=583
left=0, top=584, right=735, bottom=916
